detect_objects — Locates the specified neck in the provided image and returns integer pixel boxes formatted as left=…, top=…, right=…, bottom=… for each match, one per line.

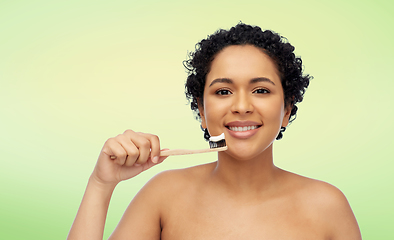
left=211, top=144, right=279, bottom=195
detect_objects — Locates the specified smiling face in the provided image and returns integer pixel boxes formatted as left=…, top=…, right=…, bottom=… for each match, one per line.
left=199, top=45, right=291, bottom=160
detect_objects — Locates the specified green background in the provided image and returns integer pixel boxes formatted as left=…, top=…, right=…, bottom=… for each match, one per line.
left=1, top=0, right=393, bottom=239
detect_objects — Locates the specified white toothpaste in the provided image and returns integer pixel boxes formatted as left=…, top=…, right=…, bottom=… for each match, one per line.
left=209, top=133, right=225, bottom=142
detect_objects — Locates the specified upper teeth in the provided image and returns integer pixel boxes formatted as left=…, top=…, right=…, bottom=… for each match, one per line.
left=229, top=126, right=259, bottom=131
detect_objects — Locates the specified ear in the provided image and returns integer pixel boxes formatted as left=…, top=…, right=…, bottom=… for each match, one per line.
left=282, top=104, right=292, bottom=128
left=197, top=99, right=207, bottom=129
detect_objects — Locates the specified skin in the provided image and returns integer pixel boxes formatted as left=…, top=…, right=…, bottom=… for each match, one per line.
left=68, top=45, right=362, bottom=240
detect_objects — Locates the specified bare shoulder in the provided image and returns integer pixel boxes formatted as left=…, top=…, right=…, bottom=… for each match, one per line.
left=147, top=161, right=215, bottom=192
left=280, top=170, right=362, bottom=240
left=133, top=162, right=215, bottom=210
left=109, top=163, right=214, bottom=239
left=289, top=173, right=348, bottom=205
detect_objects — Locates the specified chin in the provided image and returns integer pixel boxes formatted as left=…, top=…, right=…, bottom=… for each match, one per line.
left=223, top=142, right=273, bottom=161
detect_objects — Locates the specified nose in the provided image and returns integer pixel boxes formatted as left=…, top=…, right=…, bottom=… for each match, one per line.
left=231, top=91, right=254, bottom=114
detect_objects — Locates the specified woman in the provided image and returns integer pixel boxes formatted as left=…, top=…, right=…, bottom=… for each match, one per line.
left=68, top=23, right=362, bottom=239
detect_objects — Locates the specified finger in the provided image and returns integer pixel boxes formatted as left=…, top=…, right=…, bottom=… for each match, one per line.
left=103, top=137, right=128, bottom=165
left=157, top=148, right=170, bottom=163
left=133, top=136, right=151, bottom=165
left=138, top=133, right=161, bottom=163
left=156, top=155, right=168, bottom=164
left=140, top=155, right=169, bottom=172
left=122, top=130, right=151, bottom=165
left=124, top=146, right=140, bottom=167
left=115, top=134, right=140, bottom=167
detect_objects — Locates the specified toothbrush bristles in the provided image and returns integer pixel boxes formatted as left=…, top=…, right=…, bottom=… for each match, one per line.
left=208, top=133, right=227, bottom=149
left=209, top=139, right=226, bottom=149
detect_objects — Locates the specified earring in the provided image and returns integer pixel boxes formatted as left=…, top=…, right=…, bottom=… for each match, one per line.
left=200, top=125, right=211, bottom=141
left=276, top=126, right=286, bottom=140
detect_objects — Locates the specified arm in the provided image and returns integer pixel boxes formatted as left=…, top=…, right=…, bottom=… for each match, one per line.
left=328, top=191, right=362, bottom=240
left=108, top=172, right=169, bottom=239
left=67, top=130, right=167, bottom=240
left=319, top=183, right=362, bottom=240
left=67, top=176, right=116, bottom=240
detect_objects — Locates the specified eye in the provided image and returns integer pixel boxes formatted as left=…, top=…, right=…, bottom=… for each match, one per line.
left=253, top=88, right=270, bottom=94
left=215, top=89, right=232, bottom=95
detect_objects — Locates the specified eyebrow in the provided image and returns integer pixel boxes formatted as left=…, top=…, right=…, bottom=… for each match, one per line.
left=208, top=77, right=275, bottom=87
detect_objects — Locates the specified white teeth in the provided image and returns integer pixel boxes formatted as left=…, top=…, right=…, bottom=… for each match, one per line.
left=229, top=126, right=259, bottom=131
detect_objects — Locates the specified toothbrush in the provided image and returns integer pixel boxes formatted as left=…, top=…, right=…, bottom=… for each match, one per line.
left=109, top=133, right=227, bottom=159
left=159, top=133, right=227, bottom=156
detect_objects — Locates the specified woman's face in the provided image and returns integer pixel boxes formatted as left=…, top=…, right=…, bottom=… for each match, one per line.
left=199, top=44, right=291, bottom=160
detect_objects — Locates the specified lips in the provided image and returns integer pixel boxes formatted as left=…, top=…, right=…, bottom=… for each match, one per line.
left=228, top=125, right=259, bottom=132
left=225, top=121, right=262, bottom=138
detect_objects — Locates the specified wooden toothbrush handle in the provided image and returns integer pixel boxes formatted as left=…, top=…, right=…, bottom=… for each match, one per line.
left=109, top=146, right=227, bottom=159
left=159, top=146, right=227, bottom=156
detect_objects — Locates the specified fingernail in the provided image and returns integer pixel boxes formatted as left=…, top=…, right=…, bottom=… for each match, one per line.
left=152, top=156, right=159, bottom=163
left=134, top=163, right=141, bottom=166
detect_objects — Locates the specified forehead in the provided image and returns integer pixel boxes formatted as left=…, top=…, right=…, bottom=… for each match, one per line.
left=207, top=45, right=281, bottom=84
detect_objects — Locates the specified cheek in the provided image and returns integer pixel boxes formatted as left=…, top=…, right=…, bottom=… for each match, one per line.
left=204, top=99, right=220, bottom=123
left=258, top=99, right=285, bottom=121
left=203, top=96, right=231, bottom=130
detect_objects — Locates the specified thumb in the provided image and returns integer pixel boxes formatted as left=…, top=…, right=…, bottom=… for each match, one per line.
left=151, top=148, right=170, bottom=163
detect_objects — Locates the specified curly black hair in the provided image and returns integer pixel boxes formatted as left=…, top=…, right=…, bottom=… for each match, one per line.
left=184, top=23, right=311, bottom=141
